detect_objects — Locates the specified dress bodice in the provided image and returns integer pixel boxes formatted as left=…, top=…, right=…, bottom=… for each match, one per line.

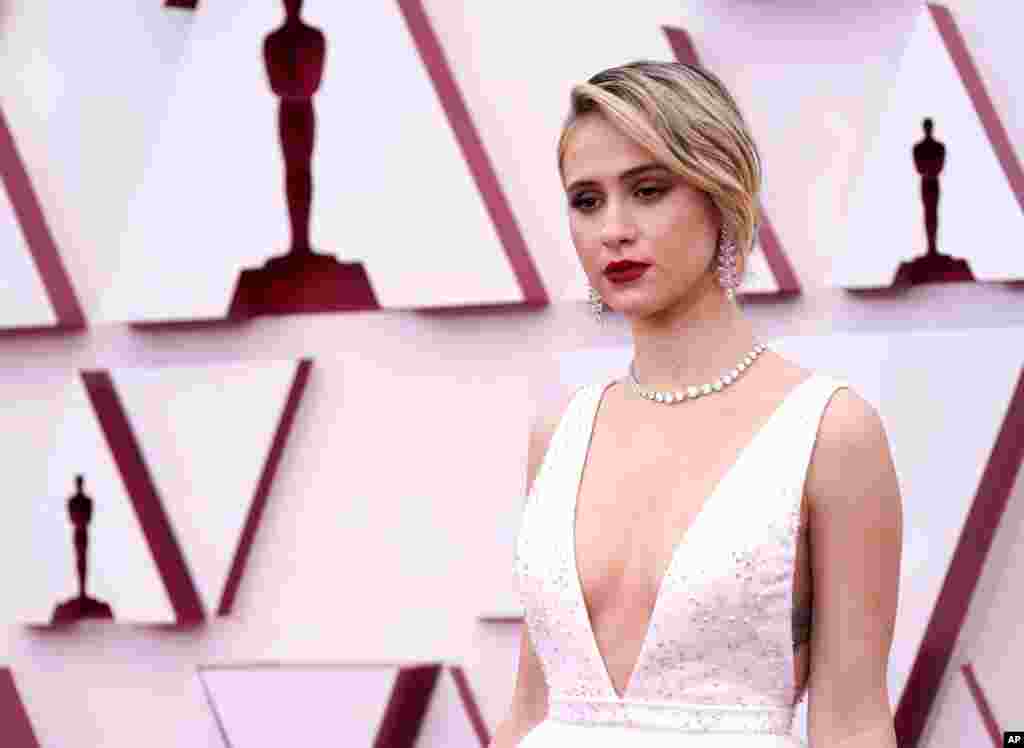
left=514, top=372, right=850, bottom=736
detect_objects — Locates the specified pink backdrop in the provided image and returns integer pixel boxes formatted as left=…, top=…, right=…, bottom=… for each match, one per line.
left=1, top=1, right=1021, bottom=745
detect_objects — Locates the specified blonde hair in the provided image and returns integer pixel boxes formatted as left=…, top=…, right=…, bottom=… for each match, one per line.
left=557, top=60, right=762, bottom=272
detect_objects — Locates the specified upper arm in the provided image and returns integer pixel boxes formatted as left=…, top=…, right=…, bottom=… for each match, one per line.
left=805, top=388, right=903, bottom=744
left=508, top=388, right=576, bottom=728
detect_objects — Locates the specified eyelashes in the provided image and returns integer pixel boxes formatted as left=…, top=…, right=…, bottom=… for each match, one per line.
left=571, top=186, right=668, bottom=212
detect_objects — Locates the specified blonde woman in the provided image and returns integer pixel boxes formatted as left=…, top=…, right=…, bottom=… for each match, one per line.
left=490, top=61, right=902, bottom=747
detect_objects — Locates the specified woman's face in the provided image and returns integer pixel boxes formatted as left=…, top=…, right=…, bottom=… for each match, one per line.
left=561, top=113, right=721, bottom=320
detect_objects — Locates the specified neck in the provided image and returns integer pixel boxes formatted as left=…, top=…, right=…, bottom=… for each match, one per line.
left=626, top=272, right=759, bottom=391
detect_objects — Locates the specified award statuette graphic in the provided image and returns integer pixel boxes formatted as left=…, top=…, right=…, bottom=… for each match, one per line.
left=893, top=117, right=975, bottom=285
left=50, top=475, right=114, bottom=624
left=229, top=0, right=379, bottom=317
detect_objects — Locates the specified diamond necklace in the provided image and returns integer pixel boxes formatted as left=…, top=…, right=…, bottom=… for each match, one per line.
left=628, top=342, right=768, bottom=403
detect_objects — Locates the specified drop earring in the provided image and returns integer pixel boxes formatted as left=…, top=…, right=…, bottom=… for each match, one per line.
left=589, top=227, right=741, bottom=322
left=716, top=228, right=740, bottom=303
left=587, top=283, right=605, bottom=324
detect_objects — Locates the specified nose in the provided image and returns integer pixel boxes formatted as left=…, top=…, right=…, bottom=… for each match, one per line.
left=600, top=200, right=637, bottom=248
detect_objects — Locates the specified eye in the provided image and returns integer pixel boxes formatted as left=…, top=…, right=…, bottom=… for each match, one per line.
left=570, top=185, right=666, bottom=213
left=571, top=195, right=598, bottom=211
left=637, top=185, right=665, bottom=199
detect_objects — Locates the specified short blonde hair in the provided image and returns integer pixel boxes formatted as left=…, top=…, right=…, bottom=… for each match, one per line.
left=557, top=60, right=762, bottom=271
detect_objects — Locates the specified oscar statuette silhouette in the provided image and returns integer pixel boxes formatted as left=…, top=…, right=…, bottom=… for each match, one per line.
left=893, top=117, right=975, bottom=285
left=51, top=475, right=114, bottom=624
left=229, top=0, right=379, bottom=317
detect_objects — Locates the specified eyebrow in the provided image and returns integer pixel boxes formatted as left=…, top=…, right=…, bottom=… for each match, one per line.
left=565, top=162, right=671, bottom=193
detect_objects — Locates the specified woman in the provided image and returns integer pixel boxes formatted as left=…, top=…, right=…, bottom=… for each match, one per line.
left=490, top=61, right=902, bottom=747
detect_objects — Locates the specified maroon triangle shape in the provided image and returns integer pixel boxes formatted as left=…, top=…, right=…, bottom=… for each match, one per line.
left=161, top=0, right=548, bottom=317
left=218, top=358, right=312, bottom=614
left=394, top=0, right=549, bottom=309
left=80, top=370, right=206, bottom=624
left=197, top=663, right=475, bottom=746
left=929, top=4, right=1024, bottom=213
left=0, top=108, right=86, bottom=333
left=960, top=662, right=1002, bottom=747
left=79, top=360, right=312, bottom=622
left=894, top=365, right=1024, bottom=745
left=374, top=664, right=442, bottom=748
left=0, top=669, right=41, bottom=748
left=449, top=665, right=490, bottom=746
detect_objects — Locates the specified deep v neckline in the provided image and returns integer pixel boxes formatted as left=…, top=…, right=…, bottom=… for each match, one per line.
left=569, top=372, right=818, bottom=701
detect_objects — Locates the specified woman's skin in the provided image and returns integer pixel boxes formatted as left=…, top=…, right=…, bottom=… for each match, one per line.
left=563, top=112, right=762, bottom=389
left=490, top=112, right=901, bottom=748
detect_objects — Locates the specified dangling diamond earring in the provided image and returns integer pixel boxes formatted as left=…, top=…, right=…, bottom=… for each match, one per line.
left=716, top=227, right=740, bottom=303
left=587, top=283, right=605, bottom=323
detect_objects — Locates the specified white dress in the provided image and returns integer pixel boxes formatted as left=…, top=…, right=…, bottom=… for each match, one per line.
left=514, top=372, right=850, bottom=746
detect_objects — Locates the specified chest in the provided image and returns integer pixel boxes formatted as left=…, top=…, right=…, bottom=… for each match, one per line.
left=572, top=410, right=776, bottom=614
left=515, top=373, right=824, bottom=704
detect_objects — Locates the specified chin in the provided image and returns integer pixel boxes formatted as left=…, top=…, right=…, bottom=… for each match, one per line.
left=609, top=297, right=656, bottom=318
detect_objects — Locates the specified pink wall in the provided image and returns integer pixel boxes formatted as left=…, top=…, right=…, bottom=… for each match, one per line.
left=1, top=1, right=1021, bottom=745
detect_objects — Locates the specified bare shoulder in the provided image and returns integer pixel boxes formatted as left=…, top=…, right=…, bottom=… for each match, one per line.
left=817, top=383, right=887, bottom=470
left=807, top=378, right=898, bottom=513
left=760, top=352, right=896, bottom=512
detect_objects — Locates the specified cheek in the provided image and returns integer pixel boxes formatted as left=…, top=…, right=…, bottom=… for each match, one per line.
left=654, top=196, right=717, bottom=254
left=568, top=218, right=580, bottom=244
left=568, top=220, right=599, bottom=261
left=664, top=192, right=712, bottom=231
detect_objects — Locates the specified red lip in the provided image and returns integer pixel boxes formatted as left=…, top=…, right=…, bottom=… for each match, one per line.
left=604, top=259, right=651, bottom=275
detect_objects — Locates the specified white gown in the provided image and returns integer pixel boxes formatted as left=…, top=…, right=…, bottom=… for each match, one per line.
left=513, top=372, right=850, bottom=746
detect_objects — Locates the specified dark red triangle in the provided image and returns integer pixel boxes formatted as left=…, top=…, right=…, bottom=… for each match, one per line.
left=163, top=0, right=547, bottom=315
left=894, top=365, right=1024, bottom=745
left=450, top=665, right=490, bottom=746
left=929, top=4, right=1023, bottom=213
left=81, top=370, right=205, bottom=624
left=374, top=664, right=442, bottom=748
left=960, top=662, right=1002, bottom=747
left=79, top=359, right=311, bottom=622
left=219, top=358, right=312, bottom=614
left=0, top=108, right=86, bottom=332
left=0, top=669, right=41, bottom=748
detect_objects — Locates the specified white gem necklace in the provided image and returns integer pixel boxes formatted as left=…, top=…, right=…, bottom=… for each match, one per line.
left=628, top=342, right=768, bottom=403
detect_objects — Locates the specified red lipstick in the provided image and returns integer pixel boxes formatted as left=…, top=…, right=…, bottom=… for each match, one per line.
left=603, top=259, right=651, bottom=283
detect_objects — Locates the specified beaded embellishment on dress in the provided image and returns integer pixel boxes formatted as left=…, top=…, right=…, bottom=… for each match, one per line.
left=514, top=372, right=850, bottom=738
